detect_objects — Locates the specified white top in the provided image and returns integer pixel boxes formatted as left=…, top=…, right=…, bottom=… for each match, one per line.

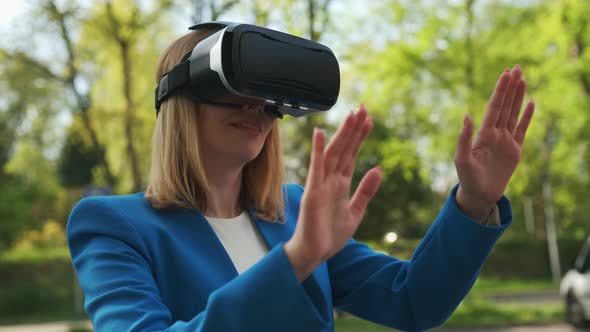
left=205, top=211, right=269, bottom=275
left=204, top=204, right=500, bottom=275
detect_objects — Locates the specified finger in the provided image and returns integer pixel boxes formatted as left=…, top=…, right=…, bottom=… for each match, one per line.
left=514, top=100, right=535, bottom=146
left=342, top=116, right=373, bottom=177
left=342, top=105, right=368, bottom=161
left=497, top=66, right=522, bottom=128
left=337, top=104, right=368, bottom=173
left=306, top=127, right=326, bottom=188
left=343, top=105, right=368, bottom=150
left=349, top=166, right=383, bottom=220
left=481, top=69, right=512, bottom=129
left=454, top=113, right=474, bottom=167
left=324, top=111, right=358, bottom=172
left=507, top=79, right=526, bottom=134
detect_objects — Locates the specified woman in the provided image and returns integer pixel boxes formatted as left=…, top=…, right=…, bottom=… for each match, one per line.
left=67, top=26, right=535, bottom=332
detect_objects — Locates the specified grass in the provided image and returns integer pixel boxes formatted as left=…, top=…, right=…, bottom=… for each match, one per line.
left=469, top=276, right=556, bottom=295
left=445, top=299, right=564, bottom=327
left=445, top=277, right=563, bottom=327
left=335, top=301, right=564, bottom=331
left=0, top=247, right=70, bottom=263
left=334, top=276, right=562, bottom=331
left=0, top=276, right=563, bottom=331
left=335, top=316, right=398, bottom=331
left=69, top=328, right=92, bottom=332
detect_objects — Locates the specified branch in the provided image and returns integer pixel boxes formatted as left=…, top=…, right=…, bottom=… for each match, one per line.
left=2, top=50, right=64, bottom=82
left=219, top=0, right=240, bottom=14
left=211, top=0, right=240, bottom=20
left=43, top=0, right=78, bottom=84
left=41, top=0, right=94, bottom=113
left=141, top=0, right=175, bottom=31
left=105, top=1, right=124, bottom=44
left=317, top=0, right=333, bottom=39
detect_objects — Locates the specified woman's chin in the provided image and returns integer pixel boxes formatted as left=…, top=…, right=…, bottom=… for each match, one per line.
left=235, top=148, right=264, bottom=165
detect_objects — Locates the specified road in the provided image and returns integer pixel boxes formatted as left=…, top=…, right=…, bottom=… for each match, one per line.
left=433, top=324, right=586, bottom=332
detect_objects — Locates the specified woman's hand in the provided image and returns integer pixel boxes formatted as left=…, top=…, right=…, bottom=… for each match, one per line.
left=454, top=65, right=535, bottom=222
left=285, top=105, right=383, bottom=281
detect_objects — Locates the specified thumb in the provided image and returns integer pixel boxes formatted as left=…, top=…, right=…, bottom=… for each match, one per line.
left=454, top=113, right=474, bottom=166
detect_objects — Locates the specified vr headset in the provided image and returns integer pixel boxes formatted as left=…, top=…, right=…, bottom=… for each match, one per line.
left=155, top=21, right=340, bottom=119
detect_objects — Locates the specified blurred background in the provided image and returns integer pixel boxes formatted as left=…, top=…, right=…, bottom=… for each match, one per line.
left=0, top=0, right=589, bottom=331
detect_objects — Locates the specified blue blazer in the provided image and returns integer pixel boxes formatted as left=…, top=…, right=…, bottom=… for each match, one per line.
left=67, top=184, right=511, bottom=332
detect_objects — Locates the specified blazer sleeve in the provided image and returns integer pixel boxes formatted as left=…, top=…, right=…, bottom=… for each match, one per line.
left=313, top=184, right=512, bottom=332
left=67, top=197, right=330, bottom=332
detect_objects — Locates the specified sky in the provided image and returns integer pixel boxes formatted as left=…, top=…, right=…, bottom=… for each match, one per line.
left=0, top=1, right=26, bottom=30
left=0, top=0, right=34, bottom=49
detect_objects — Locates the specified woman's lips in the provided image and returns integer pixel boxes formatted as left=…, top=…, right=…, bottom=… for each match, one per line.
left=230, top=123, right=262, bottom=134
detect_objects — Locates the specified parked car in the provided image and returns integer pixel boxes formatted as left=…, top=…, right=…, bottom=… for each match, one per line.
left=561, top=235, right=590, bottom=328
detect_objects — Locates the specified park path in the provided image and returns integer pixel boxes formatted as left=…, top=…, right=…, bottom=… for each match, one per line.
left=0, top=321, right=582, bottom=332
left=0, top=321, right=90, bottom=332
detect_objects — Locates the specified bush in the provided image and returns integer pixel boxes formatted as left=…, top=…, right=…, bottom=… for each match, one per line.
left=366, top=234, right=585, bottom=279
left=0, top=251, right=85, bottom=323
left=11, top=220, right=67, bottom=251
left=480, top=234, right=586, bottom=278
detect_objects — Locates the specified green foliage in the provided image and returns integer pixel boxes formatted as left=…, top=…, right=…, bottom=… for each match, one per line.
left=361, top=233, right=586, bottom=279
left=9, top=220, right=67, bottom=252
left=480, top=234, right=587, bottom=278
left=1, top=1, right=590, bottom=326
left=346, top=0, right=590, bottom=240
left=353, top=119, right=437, bottom=239
left=335, top=300, right=563, bottom=331
left=0, top=176, right=39, bottom=248
left=0, top=142, right=60, bottom=248
left=1, top=0, right=586, bottom=247
left=0, top=257, right=78, bottom=322
left=58, top=126, right=101, bottom=188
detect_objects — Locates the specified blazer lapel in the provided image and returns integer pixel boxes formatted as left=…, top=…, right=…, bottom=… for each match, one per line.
left=248, top=209, right=295, bottom=250
left=190, top=209, right=240, bottom=278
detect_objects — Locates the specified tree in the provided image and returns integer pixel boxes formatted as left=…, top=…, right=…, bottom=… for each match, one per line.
left=41, top=0, right=117, bottom=187
left=58, top=125, right=102, bottom=188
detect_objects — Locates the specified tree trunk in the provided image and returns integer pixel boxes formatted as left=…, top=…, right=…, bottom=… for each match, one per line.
left=541, top=121, right=561, bottom=285
left=47, top=0, right=117, bottom=188
left=296, top=0, right=331, bottom=184
left=120, top=41, right=143, bottom=192
left=78, top=104, right=117, bottom=187
left=464, top=0, right=476, bottom=113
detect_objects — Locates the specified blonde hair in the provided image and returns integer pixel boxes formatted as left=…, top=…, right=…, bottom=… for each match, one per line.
left=145, top=29, right=285, bottom=222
